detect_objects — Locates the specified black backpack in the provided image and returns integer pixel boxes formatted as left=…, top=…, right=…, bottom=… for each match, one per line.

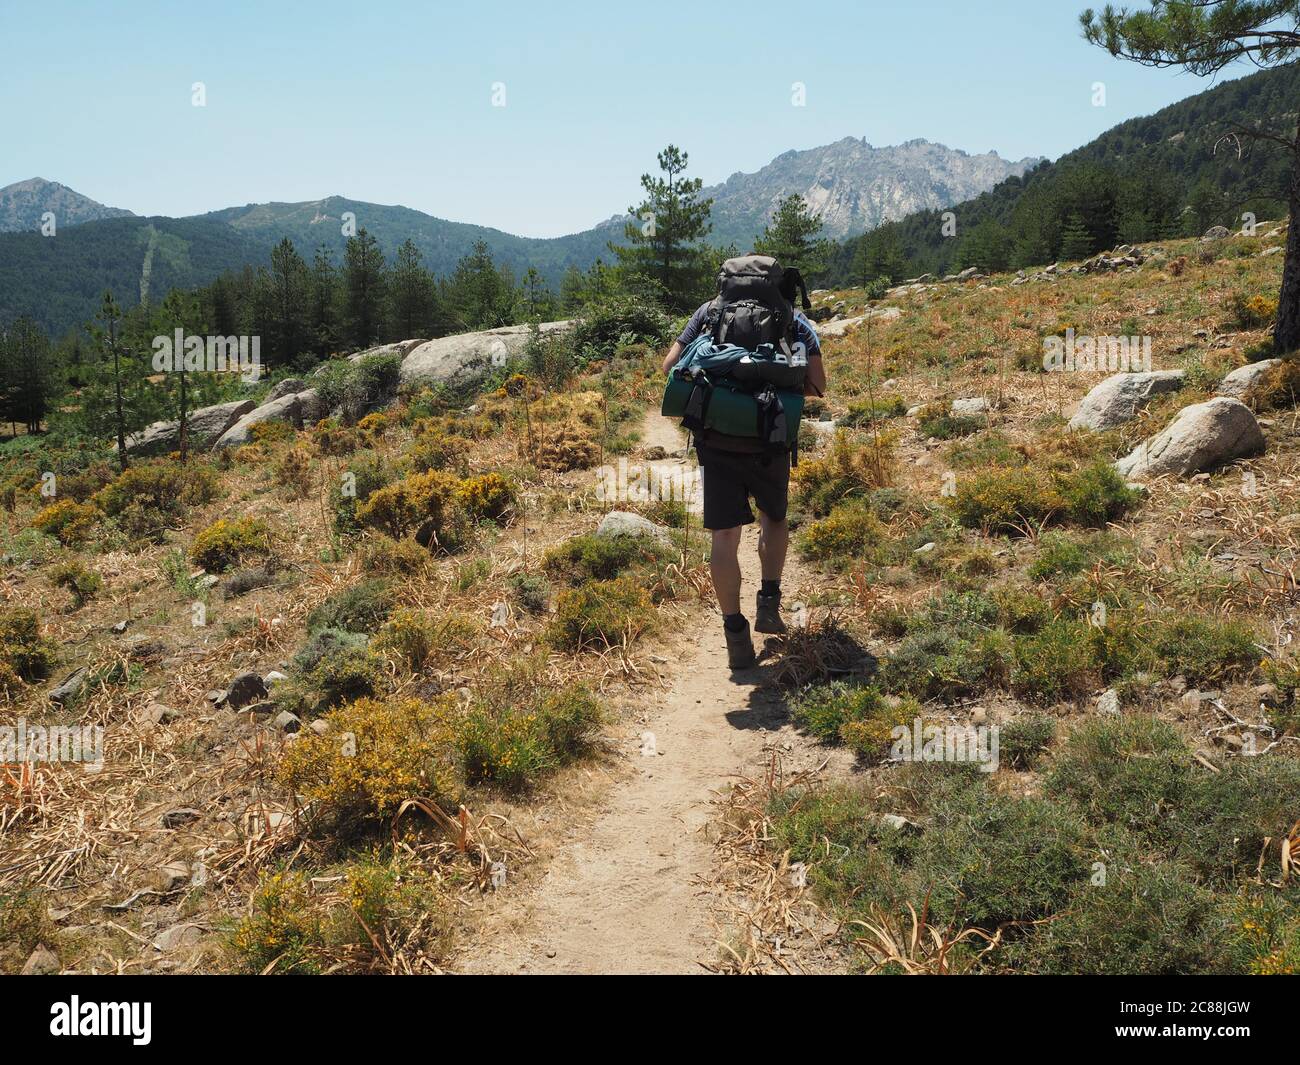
left=706, top=254, right=811, bottom=353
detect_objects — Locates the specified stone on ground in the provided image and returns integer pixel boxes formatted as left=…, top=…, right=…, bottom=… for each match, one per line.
left=1115, top=397, right=1265, bottom=479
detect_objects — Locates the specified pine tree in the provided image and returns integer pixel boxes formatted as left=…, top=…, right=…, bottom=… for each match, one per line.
left=754, top=194, right=832, bottom=276
left=521, top=267, right=554, bottom=321
left=310, top=246, right=341, bottom=355
left=852, top=222, right=907, bottom=287
left=445, top=240, right=516, bottom=331
left=387, top=239, right=441, bottom=339
left=343, top=228, right=387, bottom=349
left=268, top=237, right=311, bottom=365
left=95, top=292, right=130, bottom=470
left=1059, top=213, right=1094, bottom=262
left=0, top=317, right=54, bottom=435
left=611, top=145, right=714, bottom=311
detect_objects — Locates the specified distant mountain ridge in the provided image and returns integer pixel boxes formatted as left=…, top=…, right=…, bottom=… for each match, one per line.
left=0, top=135, right=1036, bottom=336
left=0, top=178, right=134, bottom=233
left=700, top=137, right=1042, bottom=247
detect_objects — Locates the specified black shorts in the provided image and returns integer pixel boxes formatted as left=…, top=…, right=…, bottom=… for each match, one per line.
left=696, top=444, right=790, bottom=530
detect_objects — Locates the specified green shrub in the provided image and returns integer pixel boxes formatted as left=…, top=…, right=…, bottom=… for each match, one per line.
left=882, top=625, right=1013, bottom=701
left=1166, top=757, right=1300, bottom=883
left=50, top=559, right=102, bottom=609
left=917, top=404, right=986, bottom=439
left=0, top=606, right=58, bottom=692
left=792, top=682, right=922, bottom=761
left=950, top=462, right=1138, bottom=535
left=1151, top=615, right=1258, bottom=685
left=913, top=785, right=1092, bottom=928
left=571, top=292, right=672, bottom=356
left=839, top=395, right=907, bottom=427
left=1012, top=618, right=1099, bottom=703
left=546, top=577, right=653, bottom=651
left=543, top=532, right=669, bottom=584
left=946, top=430, right=1025, bottom=470
left=293, top=627, right=368, bottom=672
left=31, top=499, right=97, bottom=545
left=1047, top=715, right=1192, bottom=836
left=223, top=566, right=274, bottom=598
left=999, top=715, right=1056, bottom=770
left=314, top=353, right=402, bottom=424
left=373, top=609, right=477, bottom=671
left=799, top=502, right=889, bottom=566
left=190, top=517, right=271, bottom=572
left=1017, top=865, right=1231, bottom=975
left=1028, top=530, right=1116, bottom=581
left=458, top=684, right=602, bottom=789
left=94, top=459, right=219, bottom=517
left=509, top=572, right=550, bottom=614
left=307, top=579, right=393, bottom=634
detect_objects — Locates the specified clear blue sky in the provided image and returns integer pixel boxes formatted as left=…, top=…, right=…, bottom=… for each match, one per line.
left=1, top=0, right=1254, bottom=237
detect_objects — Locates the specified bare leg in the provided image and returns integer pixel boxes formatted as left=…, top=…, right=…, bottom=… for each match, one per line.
left=757, top=511, right=789, bottom=582
left=710, top=526, right=743, bottom=615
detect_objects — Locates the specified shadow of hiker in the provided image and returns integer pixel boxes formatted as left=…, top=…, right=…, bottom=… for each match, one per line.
left=723, top=625, right=878, bottom=732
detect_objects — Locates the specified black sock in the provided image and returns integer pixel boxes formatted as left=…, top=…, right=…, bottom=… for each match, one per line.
left=723, top=613, right=747, bottom=632
left=760, top=579, right=781, bottom=598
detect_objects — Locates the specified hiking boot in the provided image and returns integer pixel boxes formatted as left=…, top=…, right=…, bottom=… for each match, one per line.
left=754, top=591, right=786, bottom=634
left=725, top=619, right=757, bottom=670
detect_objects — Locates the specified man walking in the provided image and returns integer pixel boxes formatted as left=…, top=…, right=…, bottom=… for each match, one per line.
left=661, top=271, right=825, bottom=669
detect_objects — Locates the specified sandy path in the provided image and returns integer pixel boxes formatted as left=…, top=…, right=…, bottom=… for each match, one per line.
left=458, top=412, right=830, bottom=974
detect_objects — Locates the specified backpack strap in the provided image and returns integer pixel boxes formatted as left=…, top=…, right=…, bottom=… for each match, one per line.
left=680, top=372, right=712, bottom=435
left=783, top=268, right=812, bottom=310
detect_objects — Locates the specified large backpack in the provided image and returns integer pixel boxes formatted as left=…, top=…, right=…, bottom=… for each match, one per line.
left=706, top=254, right=810, bottom=355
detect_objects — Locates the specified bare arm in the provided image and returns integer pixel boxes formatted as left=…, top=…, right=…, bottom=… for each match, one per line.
left=662, top=340, right=684, bottom=375
left=804, top=353, right=826, bottom=397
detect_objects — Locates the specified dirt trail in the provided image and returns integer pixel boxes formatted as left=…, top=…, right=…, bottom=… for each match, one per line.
left=459, top=412, right=833, bottom=974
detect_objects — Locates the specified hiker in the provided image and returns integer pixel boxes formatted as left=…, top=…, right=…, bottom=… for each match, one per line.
left=661, top=255, right=825, bottom=669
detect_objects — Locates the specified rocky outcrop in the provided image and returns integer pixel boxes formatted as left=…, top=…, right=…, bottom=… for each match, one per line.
left=123, top=399, right=256, bottom=455
left=1068, top=370, right=1185, bottom=432
left=1115, top=397, right=1265, bottom=479
left=212, top=393, right=303, bottom=449
left=1217, top=359, right=1281, bottom=398
left=398, top=321, right=574, bottom=390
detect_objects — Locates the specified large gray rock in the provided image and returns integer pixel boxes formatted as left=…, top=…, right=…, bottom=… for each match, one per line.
left=264, top=378, right=308, bottom=403
left=1068, top=370, right=1185, bottom=432
left=816, top=307, right=901, bottom=338
left=1218, top=359, right=1282, bottom=398
left=124, top=399, right=256, bottom=455
left=212, top=394, right=302, bottom=449
left=1115, top=397, right=1265, bottom=479
left=399, top=322, right=574, bottom=390
left=295, top=388, right=327, bottom=425
left=596, top=511, right=671, bottom=543
left=346, top=339, right=427, bottom=364
left=950, top=397, right=989, bottom=417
